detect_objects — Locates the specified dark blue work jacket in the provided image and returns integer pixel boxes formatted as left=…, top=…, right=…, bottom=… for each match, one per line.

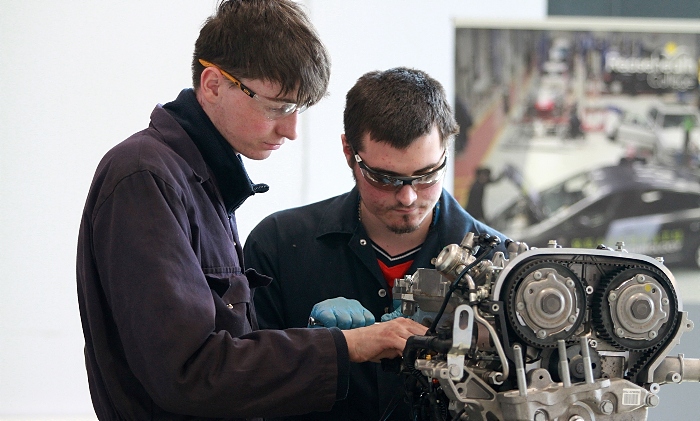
left=244, top=187, right=508, bottom=421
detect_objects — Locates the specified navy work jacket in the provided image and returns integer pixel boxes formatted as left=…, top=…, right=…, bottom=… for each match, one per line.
left=244, top=187, right=508, bottom=421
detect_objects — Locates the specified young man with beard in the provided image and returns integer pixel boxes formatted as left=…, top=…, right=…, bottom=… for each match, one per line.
left=245, top=67, right=508, bottom=421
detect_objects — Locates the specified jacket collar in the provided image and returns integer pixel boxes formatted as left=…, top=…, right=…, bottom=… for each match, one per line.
left=315, top=187, right=443, bottom=239
left=315, top=188, right=363, bottom=238
left=160, top=89, right=267, bottom=213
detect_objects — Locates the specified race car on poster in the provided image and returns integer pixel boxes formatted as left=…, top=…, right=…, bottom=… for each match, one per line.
left=524, top=61, right=569, bottom=136
left=490, top=161, right=700, bottom=267
left=609, top=101, right=700, bottom=166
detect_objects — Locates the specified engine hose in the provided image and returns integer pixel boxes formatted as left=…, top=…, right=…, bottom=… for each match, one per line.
left=473, top=305, right=509, bottom=381
left=403, top=335, right=453, bottom=367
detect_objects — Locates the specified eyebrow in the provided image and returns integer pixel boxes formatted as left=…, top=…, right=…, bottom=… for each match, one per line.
left=248, top=90, right=296, bottom=104
left=257, top=82, right=300, bottom=104
left=241, top=78, right=297, bottom=104
left=369, top=156, right=445, bottom=176
left=265, top=93, right=298, bottom=104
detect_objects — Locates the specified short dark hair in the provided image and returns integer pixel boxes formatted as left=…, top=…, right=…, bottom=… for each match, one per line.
left=343, top=67, right=459, bottom=153
left=192, top=0, right=331, bottom=108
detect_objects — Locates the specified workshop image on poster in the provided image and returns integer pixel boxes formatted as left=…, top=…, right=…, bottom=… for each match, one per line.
left=454, top=18, right=700, bottom=269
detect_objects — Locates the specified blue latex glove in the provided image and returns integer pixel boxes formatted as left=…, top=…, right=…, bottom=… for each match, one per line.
left=380, top=299, right=406, bottom=322
left=308, top=297, right=375, bottom=329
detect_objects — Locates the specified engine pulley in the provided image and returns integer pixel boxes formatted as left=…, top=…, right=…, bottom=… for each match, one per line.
left=593, top=267, right=678, bottom=351
left=505, top=262, right=586, bottom=347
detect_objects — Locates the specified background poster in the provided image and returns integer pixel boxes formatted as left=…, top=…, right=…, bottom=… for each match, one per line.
left=454, top=18, right=700, bottom=271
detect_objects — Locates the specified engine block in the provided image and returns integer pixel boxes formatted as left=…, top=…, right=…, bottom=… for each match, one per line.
left=393, top=233, right=699, bottom=421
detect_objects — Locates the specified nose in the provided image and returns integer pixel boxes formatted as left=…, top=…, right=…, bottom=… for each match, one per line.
left=274, top=111, right=298, bottom=140
left=395, top=184, right=418, bottom=207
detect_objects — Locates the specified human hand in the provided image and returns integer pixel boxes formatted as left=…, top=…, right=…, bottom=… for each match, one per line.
left=308, top=297, right=375, bottom=329
left=380, top=299, right=406, bottom=322
left=341, top=318, right=428, bottom=363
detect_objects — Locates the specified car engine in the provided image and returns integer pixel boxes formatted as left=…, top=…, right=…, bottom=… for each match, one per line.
left=392, top=232, right=699, bottom=421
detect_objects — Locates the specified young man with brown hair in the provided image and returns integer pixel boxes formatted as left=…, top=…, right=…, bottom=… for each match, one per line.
left=76, top=3, right=426, bottom=420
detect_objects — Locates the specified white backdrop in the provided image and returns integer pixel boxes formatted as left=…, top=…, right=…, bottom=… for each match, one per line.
left=0, top=1, right=545, bottom=417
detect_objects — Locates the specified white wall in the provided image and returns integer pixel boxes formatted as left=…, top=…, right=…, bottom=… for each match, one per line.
left=0, top=1, right=545, bottom=417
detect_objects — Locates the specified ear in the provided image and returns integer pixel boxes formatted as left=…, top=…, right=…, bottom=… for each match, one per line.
left=341, top=134, right=355, bottom=168
left=198, top=67, right=223, bottom=104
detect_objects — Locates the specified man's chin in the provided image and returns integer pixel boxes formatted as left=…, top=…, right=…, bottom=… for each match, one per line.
left=387, top=223, right=421, bottom=235
left=384, top=211, right=428, bottom=234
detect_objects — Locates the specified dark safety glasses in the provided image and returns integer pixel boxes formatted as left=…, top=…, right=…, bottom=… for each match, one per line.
left=353, top=148, right=447, bottom=191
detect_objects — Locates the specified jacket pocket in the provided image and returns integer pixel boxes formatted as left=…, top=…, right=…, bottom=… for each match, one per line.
left=205, top=271, right=232, bottom=298
left=204, top=271, right=253, bottom=335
